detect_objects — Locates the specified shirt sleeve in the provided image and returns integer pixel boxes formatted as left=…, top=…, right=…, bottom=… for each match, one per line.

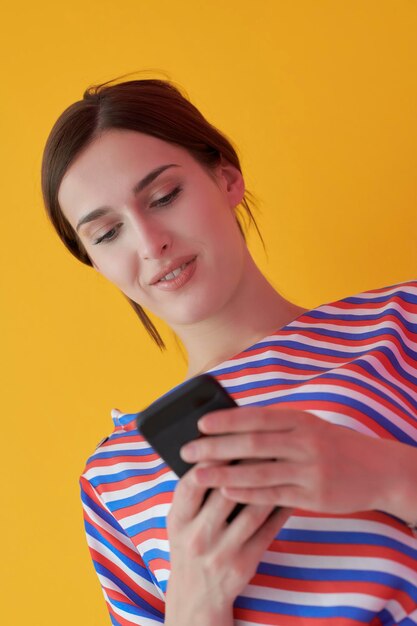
left=80, top=475, right=165, bottom=625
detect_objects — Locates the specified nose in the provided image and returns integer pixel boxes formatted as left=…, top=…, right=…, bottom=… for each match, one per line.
left=131, top=212, right=172, bottom=260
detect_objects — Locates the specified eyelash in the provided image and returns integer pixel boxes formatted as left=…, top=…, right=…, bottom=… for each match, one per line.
left=92, top=185, right=182, bottom=245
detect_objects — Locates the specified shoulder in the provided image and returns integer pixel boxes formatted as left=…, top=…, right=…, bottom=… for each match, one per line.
left=341, top=279, right=417, bottom=304
left=311, top=279, right=417, bottom=320
left=80, top=408, right=147, bottom=484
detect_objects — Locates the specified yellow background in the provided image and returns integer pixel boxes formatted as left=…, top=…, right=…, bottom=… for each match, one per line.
left=2, top=1, right=416, bottom=623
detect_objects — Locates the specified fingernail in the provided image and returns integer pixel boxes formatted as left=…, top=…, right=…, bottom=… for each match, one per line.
left=180, top=443, right=197, bottom=462
left=197, top=417, right=207, bottom=432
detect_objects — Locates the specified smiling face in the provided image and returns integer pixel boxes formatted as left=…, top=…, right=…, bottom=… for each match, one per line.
left=58, top=129, right=248, bottom=329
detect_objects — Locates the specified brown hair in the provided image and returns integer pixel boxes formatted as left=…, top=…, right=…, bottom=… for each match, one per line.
left=41, top=77, right=263, bottom=350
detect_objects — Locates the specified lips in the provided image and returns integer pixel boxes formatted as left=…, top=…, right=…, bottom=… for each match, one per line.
left=149, top=255, right=197, bottom=285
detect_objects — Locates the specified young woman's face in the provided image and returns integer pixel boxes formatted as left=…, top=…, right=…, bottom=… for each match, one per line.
left=58, top=129, right=247, bottom=328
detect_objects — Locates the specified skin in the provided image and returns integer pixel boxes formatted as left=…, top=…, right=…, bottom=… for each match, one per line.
left=58, top=128, right=306, bottom=377
left=58, top=128, right=417, bottom=624
left=181, top=406, right=417, bottom=523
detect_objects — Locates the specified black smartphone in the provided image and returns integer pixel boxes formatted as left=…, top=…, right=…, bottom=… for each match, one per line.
left=136, top=373, right=245, bottom=523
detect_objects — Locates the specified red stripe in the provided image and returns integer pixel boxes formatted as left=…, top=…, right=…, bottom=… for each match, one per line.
left=249, top=575, right=416, bottom=613
left=233, top=606, right=367, bottom=625
left=87, top=453, right=161, bottom=468
left=90, top=547, right=164, bottom=614
left=112, top=492, right=173, bottom=520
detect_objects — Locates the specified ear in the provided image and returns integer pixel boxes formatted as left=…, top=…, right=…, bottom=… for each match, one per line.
left=216, top=156, right=245, bottom=209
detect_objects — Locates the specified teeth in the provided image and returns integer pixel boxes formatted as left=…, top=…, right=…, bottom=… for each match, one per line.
left=159, top=262, right=188, bottom=282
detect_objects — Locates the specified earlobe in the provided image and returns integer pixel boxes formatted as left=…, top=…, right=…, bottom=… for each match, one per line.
left=218, top=157, right=245, bottom=208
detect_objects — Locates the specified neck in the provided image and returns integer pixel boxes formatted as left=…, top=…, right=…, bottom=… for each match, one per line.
left=171, top=254, right=307, bottom=379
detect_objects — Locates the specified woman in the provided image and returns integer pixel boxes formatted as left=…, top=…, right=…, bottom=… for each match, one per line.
left=42, top=78, right=417, bottom=625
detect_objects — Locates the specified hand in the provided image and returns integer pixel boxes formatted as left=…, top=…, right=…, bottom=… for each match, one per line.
left=165, top=463, right=291, bottom=626
left=180, top=406, right=407, bottom=515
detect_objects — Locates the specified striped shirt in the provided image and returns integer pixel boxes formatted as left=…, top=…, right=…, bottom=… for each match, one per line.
left=80, top=280, right=417, bottom=625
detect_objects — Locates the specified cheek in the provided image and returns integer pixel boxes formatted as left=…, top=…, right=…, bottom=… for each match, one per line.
left=93, top=248, right=140, bottom=292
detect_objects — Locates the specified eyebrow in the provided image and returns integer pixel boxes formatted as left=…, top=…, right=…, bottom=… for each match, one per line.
left=75, top=163, right=180, bottom=232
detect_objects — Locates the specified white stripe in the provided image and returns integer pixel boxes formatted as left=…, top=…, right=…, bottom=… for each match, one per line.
left=230, top=382, right=417, bottom=439
left=86, top=534, right=162, bottom=599
left=334, top=282, right=417, bottom=300
left=84, top=458, right=163, bottom=481
left=305, top=410, right=380, bottom=436
left=211, top=348, right=349, bottom=372
left=153, top=568, right=170, bottom=582
left=83, top=500, right=136, bottom=550
left=331, top=365, right=415, bottom=415
left=363, top=353, right=417, bottom=399
left=292, top=383, right=417, bottom=438
left=123, top=504, right=171, bottom=529
left=101, top=584, right=164, bottom=624
left=262, top=551, right=417, bottom=582
left=95, top=441, right=152, bottom=454
left=223, top=371, right=315, bottom=386
left=407, top=607, right=417, bottom=621
left=139, top=538, right=170, bottom=555
left=100, top=470, right=177, bottom=504
left=294, top=316, right=417, bottom=336
left=285, top=515, right=417, bottom=549
left=243, top=582, right=397, bottom=612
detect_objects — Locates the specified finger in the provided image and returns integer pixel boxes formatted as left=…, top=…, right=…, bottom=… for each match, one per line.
left=195, top=487, right=240, bottom=535
left=194, top=461, right=303, bottom=488
left=169, top=466, right=211, bottom=527
left=181, top=431, right=304, bottom=463
left=220, top=503, right=279, bottom=547
left=241, top=506, right=292, bottom=558
left=198, top=405, right=305, bottom=435
left=221, top=484, right=307, bottom=507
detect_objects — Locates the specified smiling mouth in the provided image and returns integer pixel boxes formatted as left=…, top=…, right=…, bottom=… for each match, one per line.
left=156, top=258, right=196, bottom=283
left=158, top=261, right=191, bottom=282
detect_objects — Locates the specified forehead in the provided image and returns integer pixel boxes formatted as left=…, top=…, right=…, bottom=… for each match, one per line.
left=58, top=129, right=195, bottom=226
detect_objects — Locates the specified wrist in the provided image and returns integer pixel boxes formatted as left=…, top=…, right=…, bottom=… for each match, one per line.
left=165, top=577, right=234, bottom=626
left=165, top=604, right=234, bottom=626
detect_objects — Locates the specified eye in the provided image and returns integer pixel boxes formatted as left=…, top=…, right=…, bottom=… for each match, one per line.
left=150, top=185, right=182, bottom=208
left=93, top=223, right=123, bottom=245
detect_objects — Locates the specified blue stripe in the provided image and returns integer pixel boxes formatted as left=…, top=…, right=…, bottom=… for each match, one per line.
left=226, top=370, right=416, bottom=420
left=125, top=516, right=167, bottom=536
left=142, top=548, right=171, bottom=564
left=89, top=465, right=167, bottom=488
left=376, top=608, right=398, bottom=626
left=242, top=331, right=417, bottom=369
left=256, top=563, right=417, bottom=601
left=376, top=345, right=417, bottom=388
left=107, top=480, right=178, bottom=513
left=80, top=483, right=123, bottom=533
left=344, top=285, right=417, bottom=305
left=85, top=520, right=147, bottom=576
left=212, top=356, right=328, bottom=377
left=94, top=562, right=164, bottom=620
left=355, top=359, right=417, bottom=411
left=289, top=322, right=414, bottom=341
left=305, top=308, right=414, bottom=328
left=279, top=528, right=417, bottom=559
left=252, top=322, right=417, bottom=359
left=92, top=448, right=158, bottom=460
left=319, top=371, right=417, bottom=417
left=234, top=594, right=374, bottom=620
left=236, top=390, right=417, bottom=444
left=239, top=339, right=371, bottom=359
